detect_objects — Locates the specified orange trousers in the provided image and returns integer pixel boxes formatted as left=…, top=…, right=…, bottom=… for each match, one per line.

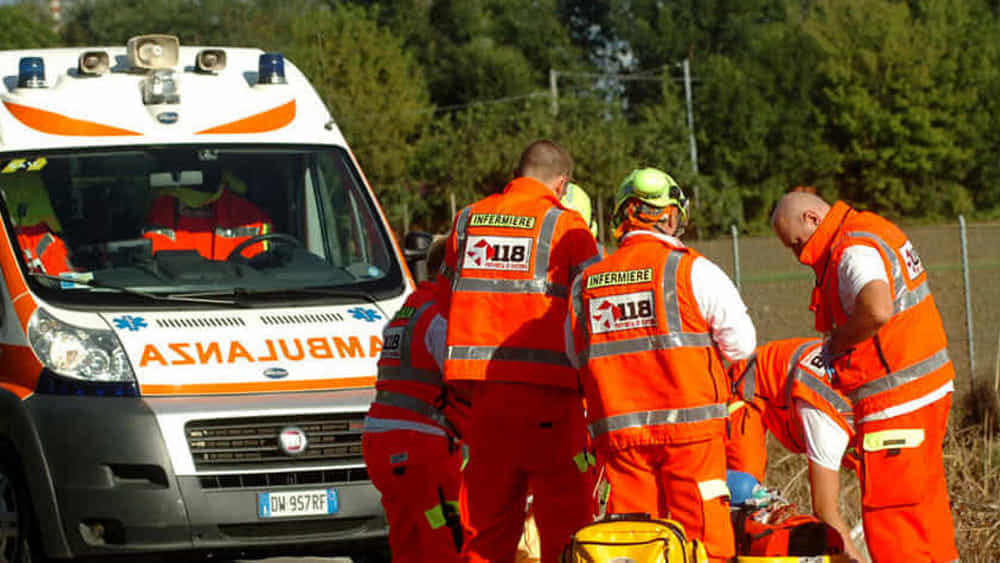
left=859, top=394, right=958, bottom=563
left=600, top=434, right=735, bottom=562
left=362, top=428, right=464, bottom=563
left=725, top=403, right=768, bottom=482
left=458, top=382, right=595, bottom=563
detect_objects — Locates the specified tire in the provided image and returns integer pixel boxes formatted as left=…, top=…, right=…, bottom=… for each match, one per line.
left=0, top=457, right=40, bottom=563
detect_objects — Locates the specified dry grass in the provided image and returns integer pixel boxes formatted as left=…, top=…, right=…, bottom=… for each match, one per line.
left=764, top=388, right=1000, bottom=562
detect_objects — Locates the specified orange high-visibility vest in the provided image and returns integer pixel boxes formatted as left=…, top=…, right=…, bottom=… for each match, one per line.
left=143, top=188, right=272, bottom=261
left=798, top=201, right=954, bottom=418
left=368, top=281, right=454, bottom=433
left=569, top=233, right=729, bottom=450
left=17, top=224, right=71, bottom=275
left=440, top=178, right=600, bottom=389
left=730, top=338, right=854, bottom=455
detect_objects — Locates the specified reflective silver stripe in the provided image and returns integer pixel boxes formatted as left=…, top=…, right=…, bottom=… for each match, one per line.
left=215, top=226, right=262, bottom=238
left=571, top=253, right=602, bottom=281
left=143, top=226, right=176, bottom=241
left=570, top=273, right=586, bottom=334
left=440, top=263, right=455, bottom=282
left=373, top=390, right=453, bottom=434
left=783, top=341, right=816, bottom=405
left=447, top=345, right=570, bottom=367
left=846, top=231, right=931, bottom=315
left=738, top=353, right=757, bottom=400
left=583, top=332, right=713, bottom=362
left=534, top=207, right=563, bottom=275
left=377, top=365, right=442, bottom=385
left=589, top=403, right=728, bottom=436
left=451, top=207, right=474, bottom=287
left=794, top=370, right=851, bottom=414
left=848, top=348, right=951, bottom=403
left=453, top=277, right=568, bottom=298
left=35, top=233, right=54, bottom=257
left=662, top=251, right=683, bottom=332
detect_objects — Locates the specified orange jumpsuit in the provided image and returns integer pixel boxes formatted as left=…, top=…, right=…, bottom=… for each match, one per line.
left=798, top=201, right=957, bottom=562
left=568, top=232, right=737, bottom=561
left=437, top=177, right=600, bottom=563
left=17, top=223, right=72, bottom=275
left=143, top=187, right=272, bottom=260
left=362, top=282, right=463, bottom=562
left=727, top=338, right=856, bottom=480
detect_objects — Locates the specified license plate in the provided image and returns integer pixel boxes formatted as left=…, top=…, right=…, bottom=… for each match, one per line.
left=257, top=488, right=339, bottom=518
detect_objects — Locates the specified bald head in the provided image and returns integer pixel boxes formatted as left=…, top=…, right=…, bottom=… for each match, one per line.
left=516, top=140, right=573, bottom=195
left=771, top=191, right=831, bottom=259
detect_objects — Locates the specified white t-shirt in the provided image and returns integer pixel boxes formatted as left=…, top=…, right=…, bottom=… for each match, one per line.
left=837, top=244, right=954, bottom=422
left=795, top=399, right=850, bottom=471
left=837, top=245, right=889, bottom=316
left=565, top=231, right=756, bottom=366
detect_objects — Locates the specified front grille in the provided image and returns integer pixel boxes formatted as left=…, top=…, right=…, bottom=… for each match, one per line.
left=198, top=467, right=369, bottom=490
left=186, top=413, right=365, bottom=470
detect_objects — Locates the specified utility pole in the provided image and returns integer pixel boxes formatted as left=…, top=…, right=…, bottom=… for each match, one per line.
left=682, top=58, right=698, bottom=175
left=549, top=68, right=559, bottom=116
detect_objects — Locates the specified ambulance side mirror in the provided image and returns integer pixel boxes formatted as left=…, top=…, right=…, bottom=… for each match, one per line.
left=403, top=231, right=433, bottom=282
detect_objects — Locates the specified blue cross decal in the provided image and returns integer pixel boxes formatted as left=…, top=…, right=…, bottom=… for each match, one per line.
left=348, top=307, right=382, bottom=323
left=112, top=315, right=148, bottom=332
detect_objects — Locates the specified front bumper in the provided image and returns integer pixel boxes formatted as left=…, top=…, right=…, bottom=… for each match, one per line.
left=22, top=390, right=384, bottom=558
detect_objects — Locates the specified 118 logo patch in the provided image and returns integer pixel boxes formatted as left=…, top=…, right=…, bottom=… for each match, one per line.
left=462, top=236, right=532, bottom=272
left=589, top=291, right=657, bottom=334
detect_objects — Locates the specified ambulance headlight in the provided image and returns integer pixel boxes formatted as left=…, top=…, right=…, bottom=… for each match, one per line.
left=28, top=308, right=135, bottom=383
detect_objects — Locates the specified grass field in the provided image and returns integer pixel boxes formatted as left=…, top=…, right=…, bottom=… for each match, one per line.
left=695, top=222, right=1000, bottom=560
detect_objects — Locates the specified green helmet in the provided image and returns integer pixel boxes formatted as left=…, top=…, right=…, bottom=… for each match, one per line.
left=561, top=182, right=598, bottom=238
left=612, top=168, right=689, bottom=230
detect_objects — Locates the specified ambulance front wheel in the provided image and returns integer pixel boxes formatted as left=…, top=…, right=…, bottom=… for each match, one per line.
left=0, top=455, right=42, bottom=563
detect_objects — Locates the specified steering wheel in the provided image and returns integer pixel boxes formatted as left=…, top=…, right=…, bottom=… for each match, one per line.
left=226, top=232, right=302, bottom=262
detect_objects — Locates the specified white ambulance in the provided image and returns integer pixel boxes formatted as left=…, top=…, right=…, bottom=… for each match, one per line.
left=0, top=35, right=418, bottom=561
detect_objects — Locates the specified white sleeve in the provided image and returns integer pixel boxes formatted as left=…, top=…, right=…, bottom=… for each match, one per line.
left=690, top=257, right=756, bottom=361
left=796, top=399, right=850, bottom=471
left=424, top=313, right=448, bottom=372
left=838, top=245, right=889, bottom=317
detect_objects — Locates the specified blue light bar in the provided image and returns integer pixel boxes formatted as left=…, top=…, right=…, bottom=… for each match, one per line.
left=258, top=53, right=286, bottom=84
left=18, top=56, right=46, bottom=88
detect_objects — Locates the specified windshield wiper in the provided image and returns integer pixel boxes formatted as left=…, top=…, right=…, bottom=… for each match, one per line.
left=28, top=273, right=249, bottom=308
left=172, top=286, right=385, bottom=315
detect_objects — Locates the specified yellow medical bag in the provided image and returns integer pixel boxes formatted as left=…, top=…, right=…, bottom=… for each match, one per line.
left=562, top=513, right=707, bottom=563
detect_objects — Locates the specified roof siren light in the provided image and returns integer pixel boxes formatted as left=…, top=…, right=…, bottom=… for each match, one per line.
left=258, top=53, right=287, bottom=85
left=126, top=34, right=179, bottom=70
left=78, top=51, right=110, bottom=75
left=195, top=49, right=227, bottom=73
left=18, top=57, right=46, bottom=88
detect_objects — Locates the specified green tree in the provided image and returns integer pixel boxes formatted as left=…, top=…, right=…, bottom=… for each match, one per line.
left=278, top=4, right=433, bottom=200
left=804, top=0, right=980, bottom=218
left=0, top=2, right=60, bottom=49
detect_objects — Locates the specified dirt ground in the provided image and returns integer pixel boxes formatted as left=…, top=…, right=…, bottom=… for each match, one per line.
left=696, top=221, right=1000, bottom=560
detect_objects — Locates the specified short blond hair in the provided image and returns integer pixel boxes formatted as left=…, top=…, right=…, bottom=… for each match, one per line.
left=516, top=139, right=573, bottom=183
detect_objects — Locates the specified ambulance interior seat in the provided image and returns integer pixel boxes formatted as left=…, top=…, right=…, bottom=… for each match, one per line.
left=0, top=169, right=72, bottom=274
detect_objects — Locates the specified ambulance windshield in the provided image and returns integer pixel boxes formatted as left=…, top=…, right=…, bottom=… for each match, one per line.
left=0, top=146, right=404, bottom=304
